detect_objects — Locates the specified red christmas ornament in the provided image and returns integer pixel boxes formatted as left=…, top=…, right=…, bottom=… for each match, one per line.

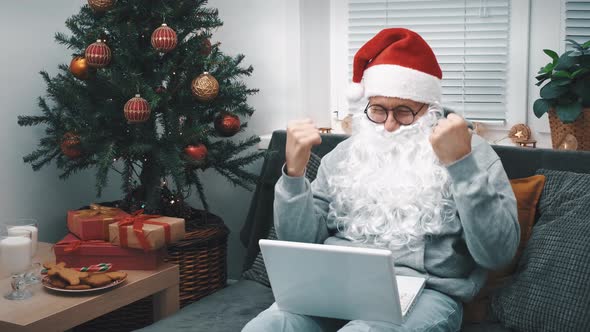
left=151, top=24, right=177, bottom=53
left=185, top=144, right=208, bottom=162
left=85, top=40, right=111, bottom=68
left=124, top=94, right=151, bottom=124
left=61, top=132, right=81, bottom=158
left=155, top=86, right=166, bottom=94
left=214, top=112, right=241, bottom=137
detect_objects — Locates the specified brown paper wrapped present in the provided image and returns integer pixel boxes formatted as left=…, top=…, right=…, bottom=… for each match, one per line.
left=109, top=211, right=185, bottom=251
left=67, top=203, right=130, bottom=241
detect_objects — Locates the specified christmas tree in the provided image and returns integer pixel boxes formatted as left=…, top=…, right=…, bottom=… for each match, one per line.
left=17, top=0, right=263, bottom=213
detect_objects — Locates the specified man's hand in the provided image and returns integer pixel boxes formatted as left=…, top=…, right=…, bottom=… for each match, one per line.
left=286, top=119, right=322, bottom=177
left=429, top=113, right=472, bottom=165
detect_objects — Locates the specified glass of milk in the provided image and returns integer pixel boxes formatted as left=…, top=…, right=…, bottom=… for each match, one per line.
left=1, top=228, right=33, bottom=300
left=5, top=219, right=38, bottom=257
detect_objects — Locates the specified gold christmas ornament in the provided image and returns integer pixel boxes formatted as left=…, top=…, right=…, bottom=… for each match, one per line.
left=341, top=114, right=353, bottom=135
left=509, top=124, right=532, bottom=142
left=87, top=0, right=116, bottom=12
left=558, top=134, right=578, bottom=151
left=191, top=72, right=219, bottom=102
left=69, top=56, right=90, bottom=80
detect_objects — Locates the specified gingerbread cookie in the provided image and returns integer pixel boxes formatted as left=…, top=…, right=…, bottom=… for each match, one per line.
left=66, top=284, right=92, bottom=290
left=106, top=271, right=127, bottom=281
left=81, top=273, right=112, bottom=288
left=44, top=262, right=66, bottom=276
left=44, top=262, right=88, bottom=286
left=48, top=276, right=68, bottom=289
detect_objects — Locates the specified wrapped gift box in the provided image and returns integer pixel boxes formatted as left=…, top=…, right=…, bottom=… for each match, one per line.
left=67, top=204, right=130, bottom=241
left=54, top=233, right=165, bottom=270
left=109, top=214, right=185, bottom=251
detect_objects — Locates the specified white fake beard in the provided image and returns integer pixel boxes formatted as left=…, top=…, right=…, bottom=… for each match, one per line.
left=327, top=112, right=457, bottom=250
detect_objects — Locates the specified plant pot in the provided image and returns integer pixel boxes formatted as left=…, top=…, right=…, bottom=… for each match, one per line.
left=548, top=108, right=590, bottom=150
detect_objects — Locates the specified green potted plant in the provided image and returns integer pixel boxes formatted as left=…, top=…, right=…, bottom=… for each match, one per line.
left=533, top=39, right=590, bottom=150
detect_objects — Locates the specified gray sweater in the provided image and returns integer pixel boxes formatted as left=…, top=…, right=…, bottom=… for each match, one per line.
left=273, top=135, right=519, bottom=302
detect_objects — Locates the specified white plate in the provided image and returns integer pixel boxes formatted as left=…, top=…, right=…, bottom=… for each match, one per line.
left=42, top=275, right=127, bottom=293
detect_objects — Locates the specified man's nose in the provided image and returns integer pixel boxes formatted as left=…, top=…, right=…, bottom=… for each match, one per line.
left=383, top=111, right=400, bottom=132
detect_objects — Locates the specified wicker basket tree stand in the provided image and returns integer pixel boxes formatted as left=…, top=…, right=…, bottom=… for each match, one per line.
left=166, top=210, right=229, bottom=307
left=548, top=108, right=590, bottom=150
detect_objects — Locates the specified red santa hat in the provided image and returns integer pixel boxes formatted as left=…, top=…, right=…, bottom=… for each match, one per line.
left=347, top=28, right=442, bottom=105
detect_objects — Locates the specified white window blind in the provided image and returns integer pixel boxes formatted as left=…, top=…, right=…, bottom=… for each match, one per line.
left=347, top=0, right=511, bottom=121
left=565, top=0, right=590, bottom=48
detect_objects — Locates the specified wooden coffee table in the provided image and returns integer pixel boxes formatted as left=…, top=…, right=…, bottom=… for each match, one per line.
left=0, top=242, right=179, bottom=332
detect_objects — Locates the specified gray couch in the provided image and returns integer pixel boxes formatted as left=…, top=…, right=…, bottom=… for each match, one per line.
left=137, top=130, right=590, bottom=332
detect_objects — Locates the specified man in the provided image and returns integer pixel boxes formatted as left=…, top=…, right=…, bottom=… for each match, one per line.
left=243, top=28, right=519, bottom=332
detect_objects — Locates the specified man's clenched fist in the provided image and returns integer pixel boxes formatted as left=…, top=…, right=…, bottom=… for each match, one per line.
left=429, top=113, right=472, bottom=165
left=286, top=119, right=322, bottom=177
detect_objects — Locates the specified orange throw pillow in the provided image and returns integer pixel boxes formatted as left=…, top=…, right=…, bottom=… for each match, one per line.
left=462, top=174, right=546, bottom=323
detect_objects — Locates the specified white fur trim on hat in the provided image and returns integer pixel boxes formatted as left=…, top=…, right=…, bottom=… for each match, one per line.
left=362, top=64, right=442, bottom=104
left=346, top=82, right=365, bottom=102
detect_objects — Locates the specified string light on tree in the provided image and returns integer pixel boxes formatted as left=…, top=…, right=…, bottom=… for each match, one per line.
left=85, top=40, right=111, bottom=68
left=87, top=0, right=116, bottom=12
left=151, top=24, right=178, bottom=53
left=191, top=72, right=219, bottom=102
left=214, top=112, right=241, bottom=137
left=99, top=30, right=112, bottom=45
left=61, top=132, right=81, bottom=159
left=69, top=56, right=90, bottom=80
left=124, top=94, right=151, bottom=124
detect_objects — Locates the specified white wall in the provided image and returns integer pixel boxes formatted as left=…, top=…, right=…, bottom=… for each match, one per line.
left=527, top=0, right=565, bottom=147
left=208, top=0, right=302, bottom=134
left=301, top=0, right=332, bottom=127
left=207, top=0, right=306, bottom=277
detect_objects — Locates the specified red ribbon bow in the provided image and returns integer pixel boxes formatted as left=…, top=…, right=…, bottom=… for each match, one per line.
left=54, top=239, right=112, bottom=253
left=117, top=210, right=171, bottom=252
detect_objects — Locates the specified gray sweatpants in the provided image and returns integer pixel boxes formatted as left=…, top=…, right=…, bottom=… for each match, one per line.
left=242, top=289, right=463, bottom=332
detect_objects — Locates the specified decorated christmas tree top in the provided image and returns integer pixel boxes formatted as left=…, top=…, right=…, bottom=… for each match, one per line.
left=18, top=0, right=263, bottom=213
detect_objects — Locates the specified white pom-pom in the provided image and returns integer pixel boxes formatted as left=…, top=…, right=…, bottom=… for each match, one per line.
left=346, top=82, right=364, bottom=102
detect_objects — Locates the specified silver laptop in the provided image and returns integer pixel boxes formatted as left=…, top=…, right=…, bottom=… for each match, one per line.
left=259, top=239, right=425, bottom=324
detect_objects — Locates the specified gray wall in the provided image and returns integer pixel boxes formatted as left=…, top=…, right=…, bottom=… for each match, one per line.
left=0, top=0, right=274, bottom=279
left=0, top=1, right=124, bottom=244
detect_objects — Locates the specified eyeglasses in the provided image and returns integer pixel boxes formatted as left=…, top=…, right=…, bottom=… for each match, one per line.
left=364, top=103, right=426, bottom=126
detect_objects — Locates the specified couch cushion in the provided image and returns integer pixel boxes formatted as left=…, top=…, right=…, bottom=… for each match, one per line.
left=134, top=280, right=274, bottom=332
left=240, top=131, right=349, bottom=270
left=241, top=226, right=277, bottom=287
left=461, top=323, right=511, bottom=332
left=463, top=175, right=546, bottom=323
left=491, top=169, right=590, bottom=331
left=241, top=152, right=322, bottom=286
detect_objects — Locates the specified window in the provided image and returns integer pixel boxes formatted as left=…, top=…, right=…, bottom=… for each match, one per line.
left=345, top=0, right=511, bottom=122
left=565, top=0, right=590, bottom=48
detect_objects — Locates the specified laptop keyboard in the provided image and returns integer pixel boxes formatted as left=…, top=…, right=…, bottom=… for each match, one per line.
left=399, top=292, right=412, bottom=315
